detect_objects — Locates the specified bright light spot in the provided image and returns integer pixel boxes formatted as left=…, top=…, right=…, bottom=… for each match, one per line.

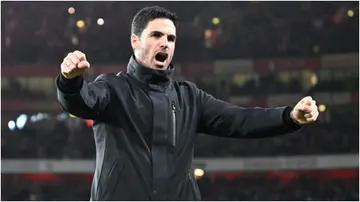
left=69, top=114, right=76, bottom=118
left=72, top=35, right=79, bottom=45
left=8, top=121, right=16, bottom=131
left=205, top=29, right=216, bottom=40
left=84, top=119, right=93, bottom=127
left=37, top=113, right=45, bottom=121
left=194, top=168, right=204, bottom=177
left=310, top=73, right=318, bottom=85
left=97, top=18, right=104, bottom=26
left=30, top=115, right=37, bottom=122
left=57, top=113, right=68, bottom=120
left=16, top=114, right=28, bottom=130
left=37, top=113, right=44, bottom=120
left=212, top=17, right=220, bottom=25
left=68, top=7, right=75, bottom=14
left=347, top=10, right=354, bottom=17
left=76, top=20, right=85, bottom=28
left=318, top=104, right=326, bottom=112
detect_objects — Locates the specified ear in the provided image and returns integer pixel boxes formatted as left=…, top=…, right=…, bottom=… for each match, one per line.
left=131, top=34, right=140, bottom=50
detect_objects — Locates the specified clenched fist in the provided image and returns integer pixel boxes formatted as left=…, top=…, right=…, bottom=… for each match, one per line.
left=291, top=96, right=319, bottom=125
left=61, top=50, right=90, bottom=79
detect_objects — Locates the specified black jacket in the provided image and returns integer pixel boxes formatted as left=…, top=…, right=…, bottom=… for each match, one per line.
left=56, top=56, right=301, bottom=201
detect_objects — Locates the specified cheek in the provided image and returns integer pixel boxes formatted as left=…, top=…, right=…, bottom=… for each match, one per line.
left=169, top=45, right=175, bottom=55
left=144, top=43, right=155, bottom=54
left=140, top=45, right=151, bottom=58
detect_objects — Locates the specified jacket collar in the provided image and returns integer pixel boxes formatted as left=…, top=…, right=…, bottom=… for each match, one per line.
left=126, top=55, right=174, bottom=86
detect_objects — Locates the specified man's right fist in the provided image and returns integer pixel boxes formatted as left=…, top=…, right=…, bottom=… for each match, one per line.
left=61, top=50, right=90, bottom=79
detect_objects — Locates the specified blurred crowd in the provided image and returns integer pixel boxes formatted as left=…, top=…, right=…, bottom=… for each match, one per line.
left=198, top=173, right=359, bottom=201
left=2, top=103, right=358, bottom=159
left=2, top=120, right=95, bottom=159
left=2, top=172, right=358, bottom=201
left=2, top=1, right=358, bottom=64
left=2, top=174, right=90, bottom=201
left=195, top=113, right=358, bottom=157
left=2, top=69, right=359, bottom=100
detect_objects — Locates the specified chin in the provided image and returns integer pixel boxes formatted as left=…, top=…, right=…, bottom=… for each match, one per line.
left=154, top=65, right=167, bottom=70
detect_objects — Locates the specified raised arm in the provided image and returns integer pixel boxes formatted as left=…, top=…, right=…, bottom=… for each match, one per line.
left=196, top=87, right=305, bottom=138
left=56, top=50, right=112, bottom=120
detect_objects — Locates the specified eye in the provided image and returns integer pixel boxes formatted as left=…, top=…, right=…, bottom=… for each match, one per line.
left=151, top=32, right=162, bottom=38
left=168, top=36, right=176, bottom=42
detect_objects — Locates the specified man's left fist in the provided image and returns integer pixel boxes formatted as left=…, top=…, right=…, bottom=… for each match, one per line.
left=291, top=96, right=319, bottom=125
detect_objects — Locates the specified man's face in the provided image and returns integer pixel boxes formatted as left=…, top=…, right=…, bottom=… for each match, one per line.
left=131, top=18, right=176, bottom=70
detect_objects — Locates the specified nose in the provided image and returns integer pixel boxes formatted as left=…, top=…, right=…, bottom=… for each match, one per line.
left=159, top=36, right=169, bottom=49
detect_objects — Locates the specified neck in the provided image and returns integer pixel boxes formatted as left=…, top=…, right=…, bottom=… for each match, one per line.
left=127, top=55, right=174, bottom=85
left=134, top=55, right=167, bottom=71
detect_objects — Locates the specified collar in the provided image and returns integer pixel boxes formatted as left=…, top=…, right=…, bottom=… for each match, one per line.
left=126, top=55, right=174, bottom=87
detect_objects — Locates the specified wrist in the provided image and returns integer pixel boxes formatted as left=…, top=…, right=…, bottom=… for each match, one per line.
left=57, top=74, right=83, bottom=94
left=290, top=109, right=301, bottom=125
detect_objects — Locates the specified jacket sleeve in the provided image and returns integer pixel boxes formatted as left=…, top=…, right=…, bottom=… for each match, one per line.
left=56, top=74, right=112, bottom=120
left=196, top=87, right=301, bottom=138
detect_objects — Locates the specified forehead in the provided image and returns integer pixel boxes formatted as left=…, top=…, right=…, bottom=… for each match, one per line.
left=143, top=18, right=176, bottom=35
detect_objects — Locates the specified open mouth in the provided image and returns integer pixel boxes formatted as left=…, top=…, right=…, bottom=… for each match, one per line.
left=155, top=52, right=168, bottom=62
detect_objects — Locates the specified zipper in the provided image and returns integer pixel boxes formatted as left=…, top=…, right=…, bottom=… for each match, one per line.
left=172, top=103, right=176, bottom=147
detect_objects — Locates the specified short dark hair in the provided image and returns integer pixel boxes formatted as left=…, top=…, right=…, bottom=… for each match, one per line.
left=131, top=6, right=179, bottom=36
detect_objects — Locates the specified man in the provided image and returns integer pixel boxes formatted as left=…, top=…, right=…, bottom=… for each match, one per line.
left=56, top=6, right=319, bottom=201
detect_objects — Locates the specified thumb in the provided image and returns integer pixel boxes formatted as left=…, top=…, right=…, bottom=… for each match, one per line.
left=77, top=61, right=90, bottom=69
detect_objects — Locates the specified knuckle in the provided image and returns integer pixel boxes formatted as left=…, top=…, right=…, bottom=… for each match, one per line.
left=74, top=50, right=86, bottom=58
left=71, top=57, right=79, bottom=63
left=73, top=50, right=81, bottom=56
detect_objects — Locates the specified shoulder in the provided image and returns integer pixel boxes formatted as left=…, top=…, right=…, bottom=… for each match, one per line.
left=94, top=72, right=128, bottom=86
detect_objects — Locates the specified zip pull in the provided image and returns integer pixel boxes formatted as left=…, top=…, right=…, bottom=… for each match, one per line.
left=172, top=103, right=176, bottom=147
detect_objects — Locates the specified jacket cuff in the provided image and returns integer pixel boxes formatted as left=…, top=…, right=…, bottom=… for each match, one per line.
left=282, top=106, right=302, bottom=130
left=56, top=74, right=83, bottom=94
